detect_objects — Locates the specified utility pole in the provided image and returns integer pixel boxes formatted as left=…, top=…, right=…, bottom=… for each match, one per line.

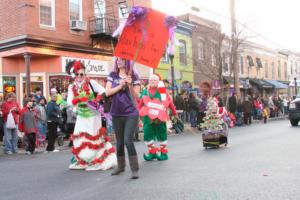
left=230, top=0, right=240, bottom=100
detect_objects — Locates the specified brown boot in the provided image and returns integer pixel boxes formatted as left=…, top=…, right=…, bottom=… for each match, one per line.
left=129, top=156, right=139, bottom=179
left=111, top=156, right=125, bottom=176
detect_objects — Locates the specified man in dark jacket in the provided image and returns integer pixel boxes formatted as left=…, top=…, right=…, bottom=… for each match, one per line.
left=242, top=97, right=252, bottom=125
left=188, top=93, right=199, bottom=127
left=46, top=94, right=61, bottom=152
left=174, top=90, right=186, bottom=122
left=228, top=93, right=237, bottom=114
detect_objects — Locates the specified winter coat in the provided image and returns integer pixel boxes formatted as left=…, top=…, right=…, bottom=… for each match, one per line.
left=1, top=101, right=20, bottom=124
left=228, top=96, right=237, bottom=113
left=46, top=100, right=62, bottom=124
left=242, top=100, right=252, bottom=114
left=188, top=97, right=199, bottom=112
left=174, top=95, right=185, bottom=110
left=19, top=107, right=38, bottom=134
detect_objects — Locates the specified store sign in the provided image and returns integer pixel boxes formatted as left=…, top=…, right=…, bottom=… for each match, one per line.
left=212, top=80, right=221, bottom=90
left=61, top=57, right=109, bottom=75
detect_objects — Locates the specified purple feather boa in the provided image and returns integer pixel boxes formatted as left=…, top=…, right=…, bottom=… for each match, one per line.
left=164, top=16, right=177, bottom=55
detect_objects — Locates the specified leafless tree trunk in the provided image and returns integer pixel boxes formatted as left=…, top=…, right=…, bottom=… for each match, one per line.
left=230, top=0, right=241, bottom=100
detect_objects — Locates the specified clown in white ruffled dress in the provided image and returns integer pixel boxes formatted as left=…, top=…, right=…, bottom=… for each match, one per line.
left=66, top=61, right=117, bottom=171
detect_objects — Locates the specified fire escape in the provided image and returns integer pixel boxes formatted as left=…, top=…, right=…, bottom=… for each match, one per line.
left=90, top=0, right=130, bottom=52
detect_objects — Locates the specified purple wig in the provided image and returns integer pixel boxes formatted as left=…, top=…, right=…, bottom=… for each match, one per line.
left=113, top=57, right=140, bottom=79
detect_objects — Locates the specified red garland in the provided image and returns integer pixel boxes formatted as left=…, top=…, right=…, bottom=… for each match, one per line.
left=72, top=142, right=105, bottom=155
left=71, top=78, right=92, bottom=105
left=72, top=146, right=116, bottom=166
left=71, top=132, right=102, bottom=141
left=70, top=128, right=107, bottom=141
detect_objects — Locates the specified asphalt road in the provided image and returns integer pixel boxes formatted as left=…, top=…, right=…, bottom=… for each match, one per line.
left=1, top=119, right=300, bottom=200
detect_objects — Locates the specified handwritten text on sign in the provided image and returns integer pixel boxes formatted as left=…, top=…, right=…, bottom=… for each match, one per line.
left=114, top=9, right=169, bottom=69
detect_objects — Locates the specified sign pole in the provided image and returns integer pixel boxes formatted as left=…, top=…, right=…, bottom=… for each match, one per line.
left=169, top=54, right=175, bottom=100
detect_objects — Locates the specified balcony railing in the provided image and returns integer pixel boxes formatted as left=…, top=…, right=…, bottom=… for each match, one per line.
left=89, top=16, right=119, bottom=36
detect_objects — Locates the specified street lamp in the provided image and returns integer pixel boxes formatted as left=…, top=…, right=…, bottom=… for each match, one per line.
left=169, top=54, right=175, bottom=100
left=294, top=77, right=297, bottom=95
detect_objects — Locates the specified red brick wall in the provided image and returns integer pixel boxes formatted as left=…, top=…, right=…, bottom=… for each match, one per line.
left=0, top=0, right=152, bottom=45
left=0, top=0, right=25, bottom=40
left=24, top=0, right=93, bottom=46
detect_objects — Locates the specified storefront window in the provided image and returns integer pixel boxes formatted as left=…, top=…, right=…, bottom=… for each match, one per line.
left=3, top=76, right=17, bottom=99
left=49, top=75, right=73, bottom=94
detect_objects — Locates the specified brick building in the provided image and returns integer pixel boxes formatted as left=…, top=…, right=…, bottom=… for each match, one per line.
left=222, top=39, right=290, bottom=99
left=177, top=14, right=223, bottom=89
left=0, top=0, right=152, bottom=103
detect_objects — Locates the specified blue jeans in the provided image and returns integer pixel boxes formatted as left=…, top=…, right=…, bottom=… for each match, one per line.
left=4, top=123, right=18, bottom=153
left=190, top=110, right=197, bottom=127
left=37, top=122, right=47, bottom=137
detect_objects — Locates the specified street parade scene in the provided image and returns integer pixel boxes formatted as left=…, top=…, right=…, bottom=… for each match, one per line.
left=1, top=0, right=300, bottom=200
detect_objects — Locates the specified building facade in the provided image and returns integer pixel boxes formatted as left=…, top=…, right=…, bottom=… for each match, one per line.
left=178, top=14, right=223, bottom=90
left=0, top=0, right=152, bottom=103
left=222, top=39, right=290, bottom=99
left=156, top=20, right=194, bottom=92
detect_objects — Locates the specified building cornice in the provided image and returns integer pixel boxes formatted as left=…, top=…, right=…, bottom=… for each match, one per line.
left=0, top=35, right=113, bottom=56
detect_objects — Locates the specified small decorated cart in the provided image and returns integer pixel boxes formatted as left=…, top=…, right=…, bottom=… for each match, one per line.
left=202, top=124, right=228, bottom=149
left=200, top=97, right=229, bottom=149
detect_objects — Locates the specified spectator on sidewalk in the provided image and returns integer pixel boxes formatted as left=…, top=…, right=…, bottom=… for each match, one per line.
left=34, top=87, right=46, bottom=105
left=66, top=105, right=76, bottom=147
left=283, top=97, right=289, bottom=115
left=188, top=92, right=199, bottom=128
left=19, top=98, right=38, bottom=155
left=0, top=97, right=4, bottom=142
left=228, top=92, right=237, bottom=114
left=268, top=96, right=275, bottom=118
left=262, top=104, right=269, bottom=124
left=174, top=90, right=186, bottom=122
left=236, top=99, right=244, bottom=126
left=35, top=98, right=47, bottom=145
left=273, top=96, right=280, bottom=117
left=242, top=97, right=252, bottom=125
left=184, top=93, right=190, bottom=123
left=253, top=97, right=263, bottom=120
left=46, top=94, right=61, bottom=153
left=1, top=92, right=20, bottom=154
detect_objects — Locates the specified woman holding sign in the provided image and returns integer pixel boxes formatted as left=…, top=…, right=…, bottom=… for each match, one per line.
left=139, top=74, right=178, bottom=161
left=106, top=57, right=140, bottom=179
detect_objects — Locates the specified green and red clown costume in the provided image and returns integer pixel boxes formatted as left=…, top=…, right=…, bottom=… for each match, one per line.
left=138, top=74, right=177, bottom=161
left=66, top=61, right=117, bottom=171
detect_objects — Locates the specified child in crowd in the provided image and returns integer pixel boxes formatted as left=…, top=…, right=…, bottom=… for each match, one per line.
left=262, top=105, right=269, bottom=124
left=19, top=98, right=38, bottom=155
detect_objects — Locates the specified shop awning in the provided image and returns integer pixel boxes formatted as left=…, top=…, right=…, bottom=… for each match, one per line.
left=250, top=78, right=274, bottom=89
left=264, top=80, right=288, bottom=89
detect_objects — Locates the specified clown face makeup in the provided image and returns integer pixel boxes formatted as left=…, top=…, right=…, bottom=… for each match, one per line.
left=75, top=68, right=86, bottom=83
